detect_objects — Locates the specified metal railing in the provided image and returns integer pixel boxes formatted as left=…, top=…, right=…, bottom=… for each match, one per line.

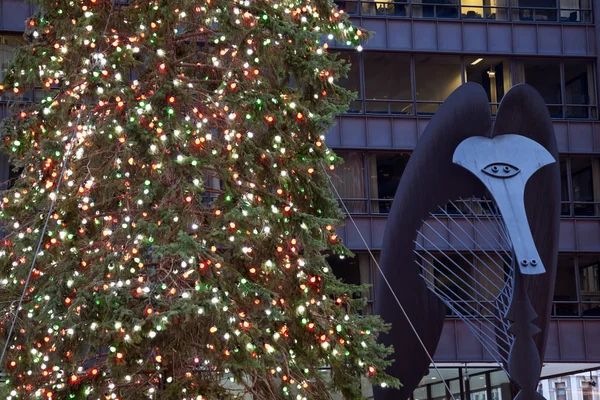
left=334, top=0, right=592, bottom=23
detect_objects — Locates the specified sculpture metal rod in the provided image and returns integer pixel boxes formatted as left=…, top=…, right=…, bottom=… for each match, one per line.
left=415, top=250, right=513, bottom=335
left=416, top=229, right=509, bottom=304
left=471, top=198, right=513, bottom=246
left=418, top=266, right=513, bottom=349
left=414, top=243, right=511, bottom=321
left=447, top=198, right=513, bottom=263
left=424, top=284, right=511, bottom=368
left=423, top=215, right=512, bottom=293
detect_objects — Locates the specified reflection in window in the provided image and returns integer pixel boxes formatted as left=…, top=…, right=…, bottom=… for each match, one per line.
left=331, top=151, right=367, bottom=213
left=514, top=59, right=562, bottom=118
left=369, top=153, right=410, bottom=213
left=466, top=57, right=510, bottom=114
left=564, top=60, right=596, bottom=119
left=336, top=51, right=362, bottom=113
left=579, top=255, right=600, bottom=317
left=363, top=52, right=412, bottom=114
left=415, top=55, right=462, bottom=115
left=570, top=156, right=600, bottom=217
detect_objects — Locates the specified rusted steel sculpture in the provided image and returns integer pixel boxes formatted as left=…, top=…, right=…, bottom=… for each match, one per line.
left=373, top=83, right=560, bottom=400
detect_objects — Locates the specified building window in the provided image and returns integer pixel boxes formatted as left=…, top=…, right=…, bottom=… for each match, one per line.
left=553, top=255, right=579, bottom=316
left=465, top=57, right=510, bottom=114
left=412, top=0, right=460, bottom=18
left=560, top=0, right=592, bottom=22
left=581, top=380, right=594, bottom=400
left=570, top=156, right=600, bottom=217
left=514, top=59, right=563, bottom=118
left=579, top=255, right=600, bottom=317
left=331, top=151, right=367, bottom=214
left=363, top=52, right=412, bottom=115
left=334, top=0, right=589, bottom=22
left=555, top=382, right=567, bottom=400
left=328, top=253, right=373, bottom=313
left=564, top=60, right=597, bottom=119
left=369, top=153, right=410, bottom=213
left=333, top=53, right=597, bottom=120
left=461, top=0, right=509, bottom=19
left=336, top=51, right=362, bottom=113
left=415, top=55, right=462, bottom=115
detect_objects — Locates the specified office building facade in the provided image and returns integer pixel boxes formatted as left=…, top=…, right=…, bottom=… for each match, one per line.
left=325, top=0, right=600, bottom=399
left=0, top=0, right=599, bottom=399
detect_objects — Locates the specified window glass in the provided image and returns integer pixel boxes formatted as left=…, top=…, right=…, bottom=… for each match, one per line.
left=461, top=0, right=508, bottom=20
left=580, top=255, right=600, bottom=298
left=469, top=372, right=488, bottom=400
left=412, top=0, right=460, bottom=19
left=363, top=53, right=412, bottom=114
left=511, top=0, right=558, bottom=21
left=570, top=156, right=600, bottom=217
left=415, top=55, right=462, bottom=115
left=336, top=51, right=362, bottom=113
left=331, top=151, right=366, bottom=214
left=328, top=253, right=372, bottom=312
left=432, top=254, right=475, bottom=303
left=514, top=59, right=562, bottom=118
left=560, top=0, right=592, bottom=22
left=564, top=60, right=596, bottom=119
left=369, top=153, right=410, bottom=214
left=465, top=57, right=510, bottom=114
left=560, top=157, right=570, bottom=216
left=554, top=255, right=579, bottom=316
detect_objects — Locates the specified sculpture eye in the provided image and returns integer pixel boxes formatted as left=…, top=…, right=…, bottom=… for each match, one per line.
left=482, top=163, right=520, bottom=178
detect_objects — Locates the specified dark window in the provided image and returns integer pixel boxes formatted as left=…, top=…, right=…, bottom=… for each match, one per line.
left=369, top=153, right=410, bottom=214
left=570, top=156, right=600, bottom=217
left=328, top=253, right=372, bottom=313
left=336, top=51, right=362, bottom=113
left=560, top=157, right=571, bottom=216
left=515, top=59, right=562, bottom=118
left=465, top=57, right=510, bottom=114
left=564, top=60, right=596, bottom=119
left=363, top=53, right=412, bottom=114
left=553, top=255, right=579, bottom=316
left=431, top=254, right=475, bottom=306
left=415, top=55, right=462, bottom=115
left=412, top=0, right=460, bottom=18
left=511, top=0, right=558, bottom=21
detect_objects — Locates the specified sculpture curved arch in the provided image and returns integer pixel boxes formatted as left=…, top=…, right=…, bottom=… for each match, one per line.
left=373, top=83, right=560, bottom=400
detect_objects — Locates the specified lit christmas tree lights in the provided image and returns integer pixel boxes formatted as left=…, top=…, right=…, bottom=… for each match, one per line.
left=0, top=0, right=398, bottom=399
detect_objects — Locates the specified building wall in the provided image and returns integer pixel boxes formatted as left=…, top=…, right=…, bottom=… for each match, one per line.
left=327, top=0, right=600, bottom=364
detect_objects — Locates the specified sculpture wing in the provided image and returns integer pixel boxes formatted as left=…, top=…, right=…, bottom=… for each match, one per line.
left=374, top=83, right=492, bottom=400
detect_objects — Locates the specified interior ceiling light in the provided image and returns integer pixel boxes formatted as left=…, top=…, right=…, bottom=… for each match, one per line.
left=471, top=58, right=484, bottom=65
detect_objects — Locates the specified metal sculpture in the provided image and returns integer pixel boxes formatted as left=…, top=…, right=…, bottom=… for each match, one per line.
left=373, top=83, right=560, bottom=400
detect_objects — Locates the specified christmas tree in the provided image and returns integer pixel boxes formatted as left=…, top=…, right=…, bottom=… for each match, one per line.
left=0, top=0, right=398, bottom=399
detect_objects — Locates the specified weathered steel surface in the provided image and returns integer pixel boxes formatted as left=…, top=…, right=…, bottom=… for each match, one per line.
left=373, top=84, right=560, bottom=400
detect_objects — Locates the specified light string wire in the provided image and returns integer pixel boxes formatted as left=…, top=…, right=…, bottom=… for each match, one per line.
left=0, top=2, right=117, bottom=367
left=322, top=163, right=457, bottom=400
